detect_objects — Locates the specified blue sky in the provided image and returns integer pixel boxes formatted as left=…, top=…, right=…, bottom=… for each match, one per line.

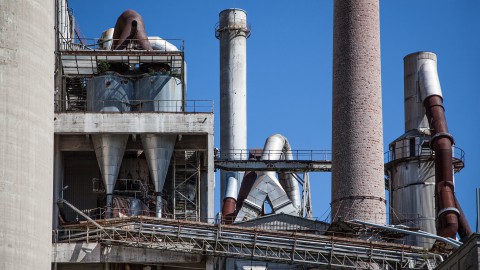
left=69, top=1, right=480, bottom=228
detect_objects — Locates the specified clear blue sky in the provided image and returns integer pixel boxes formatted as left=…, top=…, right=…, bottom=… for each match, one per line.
left=69, top=1, right=480, bottom=228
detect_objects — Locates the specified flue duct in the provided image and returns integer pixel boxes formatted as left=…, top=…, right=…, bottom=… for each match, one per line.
left=408, top=52, right=471, bottom=239
left=0, top=1, right=54, bottom=268
left=235, top=134, right=299, bottom=222
left=137, top=74, right=183, bottom=217
left=217, top=9, right=250, bottom=206
left=112, top=9, right=152, bottom=50
left=331, top=0, right=386, bottom=223
left=87, top=73, right=132, bottom=218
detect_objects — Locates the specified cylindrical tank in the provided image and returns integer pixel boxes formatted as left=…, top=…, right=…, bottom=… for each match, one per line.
left=0, top=1, right=54, bottom=269
left=87, top=73, right=133, bottom=112
left=137, top=74, right=183, bottom=217
left=388, top=131, right=436, bottom=247
left=217, top=8, right=250, bottom=206
left=331, top=0, right=386, bottom=223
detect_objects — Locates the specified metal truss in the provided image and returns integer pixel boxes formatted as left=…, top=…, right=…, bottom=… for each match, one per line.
left=56, top=204, right=443, bottom=270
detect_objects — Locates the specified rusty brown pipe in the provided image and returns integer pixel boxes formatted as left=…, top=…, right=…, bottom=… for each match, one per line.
left=112, top=9, right=152, bottom=50
left=424, top=95, right=459, bottom=239
left=454, top=195, right=473, bottom=240
left=221, top=197, right=237, bottom=225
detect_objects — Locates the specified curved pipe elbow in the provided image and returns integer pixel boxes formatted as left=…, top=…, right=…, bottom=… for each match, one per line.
left=419, top=59, right=443, bottom=102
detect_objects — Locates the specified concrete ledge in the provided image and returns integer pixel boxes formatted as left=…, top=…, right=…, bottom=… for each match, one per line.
left=52, top=243, right=203, bottom=263
left=54, top=113, right=213, bottom=134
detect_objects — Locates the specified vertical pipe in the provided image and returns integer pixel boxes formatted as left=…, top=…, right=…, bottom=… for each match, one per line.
left=0, top=1, right=54, bottom=269
left=217, top=9, right=250, bottom=206
left=331, top=0, right=386, bottom=223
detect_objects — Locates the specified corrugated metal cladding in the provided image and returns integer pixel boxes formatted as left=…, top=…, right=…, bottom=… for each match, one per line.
left=236, top=213, right=329, bottom=233
left=63, top=152, right=102, bottom=221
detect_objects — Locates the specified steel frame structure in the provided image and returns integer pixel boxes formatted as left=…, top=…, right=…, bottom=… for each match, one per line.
left=55, top=203, right=444, bottom=269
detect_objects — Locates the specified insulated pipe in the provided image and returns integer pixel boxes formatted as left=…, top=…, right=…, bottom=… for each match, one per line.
left=259, top=134, right=301, bottom=210
left=112, top=10, right=152, bottom=50
left=413, top=52, right=459, bottom=239
left=217, top=9, right=249, bottom=206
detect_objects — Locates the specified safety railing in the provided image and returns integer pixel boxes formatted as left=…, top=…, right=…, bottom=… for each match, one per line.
left=215, top=149, right=332, bottom=161
left=54, top=99, right=214, bottom=113
left=384, top=144, right=465, bottom=165
left=58, top=37, right=185, bottom=52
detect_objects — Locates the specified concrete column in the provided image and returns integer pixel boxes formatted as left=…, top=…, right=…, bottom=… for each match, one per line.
left=53, top=135, right=64, bottom=230
left=331, top=0, right=386, bottom=223
left=0, top=1, right=54, bottom=269
left=201, top=133, right=215, bottom=223
left=217, top=9, right=250, bottom=205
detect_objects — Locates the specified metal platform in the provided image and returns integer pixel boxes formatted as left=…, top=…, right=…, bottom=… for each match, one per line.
left=54, top=200, right=444, bottom=269
left=214, top=149, right=332, bottom=172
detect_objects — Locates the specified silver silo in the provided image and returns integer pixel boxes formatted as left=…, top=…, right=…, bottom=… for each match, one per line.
left=0, top=1, right=54, bottom=269
left=87, top=73, right=133, bottom=218
left=137, top=74, right=183, bottom=217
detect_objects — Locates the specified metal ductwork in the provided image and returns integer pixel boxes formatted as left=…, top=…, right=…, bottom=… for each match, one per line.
left=257, top=134, right=301, bottom=210
left=137, top=74, right=183, bottom=218
left=409, top=51, right=471, bottom=240
left=112, top=9, right=152, bottom=50
left=234, top=134, right=300, bottom=222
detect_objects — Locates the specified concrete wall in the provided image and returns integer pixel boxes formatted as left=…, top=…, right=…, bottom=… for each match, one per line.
left=0, top=1, right=54, bottom=269
left=331, top=0, right=386, bottom=223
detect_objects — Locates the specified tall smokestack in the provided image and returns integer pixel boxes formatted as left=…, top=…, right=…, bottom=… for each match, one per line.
left=0, top=0, right=54, bottom=268
left=216, top=9, right=250, bottom=204
left=331, top=0, right=386, bottom=223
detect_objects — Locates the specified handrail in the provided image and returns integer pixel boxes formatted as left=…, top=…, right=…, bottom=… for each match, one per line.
left=215, top=149, right=331, bottom=161
left=58, top=37, right=185, bottom=52
left=54, top=99, right=214, bottom=113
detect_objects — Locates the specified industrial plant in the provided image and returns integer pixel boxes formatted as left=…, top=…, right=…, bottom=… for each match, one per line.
left=0, top=0, right=479, bottom=269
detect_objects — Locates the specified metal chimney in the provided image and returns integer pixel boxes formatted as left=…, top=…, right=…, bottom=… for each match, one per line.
left=331, top=0, right=386, bottom=223
left=216, top=9, right=250, bottom=206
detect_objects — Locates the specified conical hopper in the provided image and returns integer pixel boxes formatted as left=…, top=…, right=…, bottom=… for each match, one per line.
left=92, top=134, right=129, bottom=218
left=141, top=134, right=176, bottom=217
